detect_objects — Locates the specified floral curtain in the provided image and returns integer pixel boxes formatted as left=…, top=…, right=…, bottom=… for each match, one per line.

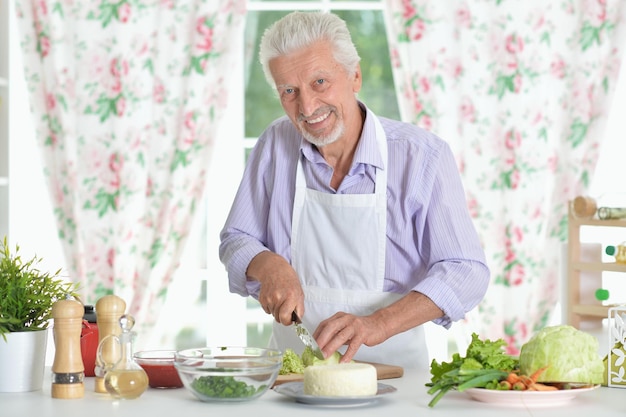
left=384, top=0, right=626, bottom=353
left=14, top=0, right=246, bottom=338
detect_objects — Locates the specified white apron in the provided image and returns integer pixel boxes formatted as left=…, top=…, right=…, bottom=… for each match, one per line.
left=269, top=114, right=428, bottom=369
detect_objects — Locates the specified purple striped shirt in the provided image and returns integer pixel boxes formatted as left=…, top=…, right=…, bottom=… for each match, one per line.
left=219, top=104, right=489, bottom=327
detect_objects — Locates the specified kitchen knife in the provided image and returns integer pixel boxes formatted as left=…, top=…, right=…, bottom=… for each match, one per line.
left=292, top=311, right=324, bottom=360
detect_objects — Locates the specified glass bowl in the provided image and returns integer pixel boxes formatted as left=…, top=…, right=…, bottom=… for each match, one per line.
left=133, top=350, right=183, bottom=388
left=174, top=346, right=283, bottom=402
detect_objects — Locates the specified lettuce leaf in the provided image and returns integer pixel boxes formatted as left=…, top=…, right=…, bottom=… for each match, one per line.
left=279, top=348, right=305, bottom=375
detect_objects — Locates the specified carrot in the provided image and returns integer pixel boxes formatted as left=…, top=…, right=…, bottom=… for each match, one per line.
left=519, top=375, right=534, bottom=386
left=512, top=381, right=527, bottom=391
left=497, top=366, right=557, bottom=392
left=506, top=372, right=520, bottom=385
left=527, top=382, right=558, bottom=391
left=528, top=365, right=549, bottom=382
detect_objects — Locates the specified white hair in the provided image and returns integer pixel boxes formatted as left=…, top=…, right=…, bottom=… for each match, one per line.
left=258, top=11, right=361, bottom=87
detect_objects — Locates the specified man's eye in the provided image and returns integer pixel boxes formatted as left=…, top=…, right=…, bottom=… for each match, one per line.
left=284, top=88, right=294, bottom=95
left=315, top=79, right=325, bottom=85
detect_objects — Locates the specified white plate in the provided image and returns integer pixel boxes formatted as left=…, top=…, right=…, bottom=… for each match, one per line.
left=464, top=385, right=600, bottom=408
left=273, top=382, right=396, bottom=407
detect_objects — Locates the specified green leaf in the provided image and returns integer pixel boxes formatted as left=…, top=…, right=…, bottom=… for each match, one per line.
left=491, top=74, right=515, bottom=99
left=98, top=3, right=116, bottom=28
left=568, top=119, right=588, bottom=148
left=84, top=189, right=118, bottom=217
left=170, top=149, right=191, bottom=170
left=580, top=23, right=600, bottom=51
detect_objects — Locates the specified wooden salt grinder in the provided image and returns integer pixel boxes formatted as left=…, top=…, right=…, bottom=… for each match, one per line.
left=51, top=298, right=85, bottom=399
left=94, top=295, right=126, bottom=393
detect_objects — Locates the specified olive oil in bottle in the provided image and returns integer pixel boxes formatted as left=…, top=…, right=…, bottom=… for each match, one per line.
left=104, top=368, right=149, bottom=399
left=98, top=314, right=148, bottom=399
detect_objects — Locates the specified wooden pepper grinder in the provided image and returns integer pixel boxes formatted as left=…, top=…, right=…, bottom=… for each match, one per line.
left=94, top=295, right=126, bottom=393
left=51, top=298, right=85, bottom=399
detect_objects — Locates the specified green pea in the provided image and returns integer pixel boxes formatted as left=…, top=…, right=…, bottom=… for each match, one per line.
left=191, top=375, right=266, bottom=399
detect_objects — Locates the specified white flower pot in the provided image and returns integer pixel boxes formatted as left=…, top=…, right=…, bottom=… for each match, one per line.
left=0, top=330, right=48, bottom=392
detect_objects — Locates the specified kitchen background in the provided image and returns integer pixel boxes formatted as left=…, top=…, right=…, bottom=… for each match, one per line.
left=1, top=1, right=625, bottom=365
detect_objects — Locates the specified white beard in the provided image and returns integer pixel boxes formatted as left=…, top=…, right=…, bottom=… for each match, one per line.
left=300, top=120, right=345, bottom=148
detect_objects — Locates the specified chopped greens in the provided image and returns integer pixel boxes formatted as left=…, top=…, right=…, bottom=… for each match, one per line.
left=279, top=348, right=305, bottom=375
left=279, top=346, right=347, bottom=374
left=191, top=375, right=264, bottom=399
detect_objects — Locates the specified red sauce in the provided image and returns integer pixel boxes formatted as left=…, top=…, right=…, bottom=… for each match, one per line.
left=139, top=363, right=183, bottom=388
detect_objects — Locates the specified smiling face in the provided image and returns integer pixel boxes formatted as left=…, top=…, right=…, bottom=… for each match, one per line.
left=269, top=40, right=363, bottom=148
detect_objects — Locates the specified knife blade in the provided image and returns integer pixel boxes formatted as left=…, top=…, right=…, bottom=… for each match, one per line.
left=292, top=311, right=324, bottom=360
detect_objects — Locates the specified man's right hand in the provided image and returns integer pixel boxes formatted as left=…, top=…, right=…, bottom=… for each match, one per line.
left=246, top=251, right=305, bottom=326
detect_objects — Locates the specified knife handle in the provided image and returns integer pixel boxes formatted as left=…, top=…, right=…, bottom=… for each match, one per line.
left=291, top=311, right=301, bottom=324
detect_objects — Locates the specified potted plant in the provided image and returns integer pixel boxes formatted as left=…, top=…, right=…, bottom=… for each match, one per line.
left=0, top=236, right=79, bottom=392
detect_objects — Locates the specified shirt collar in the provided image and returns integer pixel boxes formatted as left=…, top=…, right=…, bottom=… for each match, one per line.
left=299, top=102, right=385, bottom=170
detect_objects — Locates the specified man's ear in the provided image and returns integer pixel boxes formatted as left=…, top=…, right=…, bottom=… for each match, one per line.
left=352, top=64, right=363, bottom=93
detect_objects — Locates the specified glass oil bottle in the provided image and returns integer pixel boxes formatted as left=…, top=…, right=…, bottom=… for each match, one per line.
left=97, top=314, right=148, bottom=399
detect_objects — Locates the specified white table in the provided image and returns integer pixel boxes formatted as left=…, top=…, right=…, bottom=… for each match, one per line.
left=2, top=369, right=624, bottom=417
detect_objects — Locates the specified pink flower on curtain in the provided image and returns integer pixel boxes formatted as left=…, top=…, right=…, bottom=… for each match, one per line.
left=509, top=263, right=526, bottom=286
left=551, top=55, right=567, bottom=78
left=406, top=18, right=425, bottom=41
left=153, top=78, right=166, bottom=103
left=118, top=3, right=132, bottom=23
left=38, top=35, right=50, bottom=57
left=401, top=0, right=417, bottom=19
left=505, top=34, right=524, bottom=54
left=109, top=152, right=123, bottom=173
left=455, top=4, right=471, bottom=29
left=97, top=1, right=133, bottom=27
left=115, top=96, right=126, bottom=116
left=196, top=17, right=215, bottom=51
left=45, top=93, right=55, bottom=111
left=504, top=129, right=522, bottom=150
left=459, top=96, right=476, bottom=123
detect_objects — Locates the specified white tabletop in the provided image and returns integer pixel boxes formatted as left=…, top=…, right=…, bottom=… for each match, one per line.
left=1, top=369, right=624, bottom=417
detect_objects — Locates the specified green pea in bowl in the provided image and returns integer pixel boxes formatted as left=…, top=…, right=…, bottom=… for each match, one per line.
left=174, top=346, right=283, bottom=402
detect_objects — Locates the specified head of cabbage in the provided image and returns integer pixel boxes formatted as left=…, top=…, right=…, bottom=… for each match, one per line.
left=519, top=325, right=603, bottom=384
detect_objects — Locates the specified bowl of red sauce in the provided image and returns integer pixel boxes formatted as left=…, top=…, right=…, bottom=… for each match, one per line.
left=134, top=350, right=183, bottom=389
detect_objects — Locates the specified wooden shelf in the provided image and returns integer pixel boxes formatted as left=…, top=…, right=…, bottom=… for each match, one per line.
left=569, top=215, right=626, bottom=228
left=566, top=201, right=626, bottom=328
left=570, top=262, right=626, bottom=273
left=571, top=304, right=611, bottom=318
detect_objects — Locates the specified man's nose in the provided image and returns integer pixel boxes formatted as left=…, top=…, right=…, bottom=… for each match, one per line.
left=298, top=88, right=318, bottom=117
